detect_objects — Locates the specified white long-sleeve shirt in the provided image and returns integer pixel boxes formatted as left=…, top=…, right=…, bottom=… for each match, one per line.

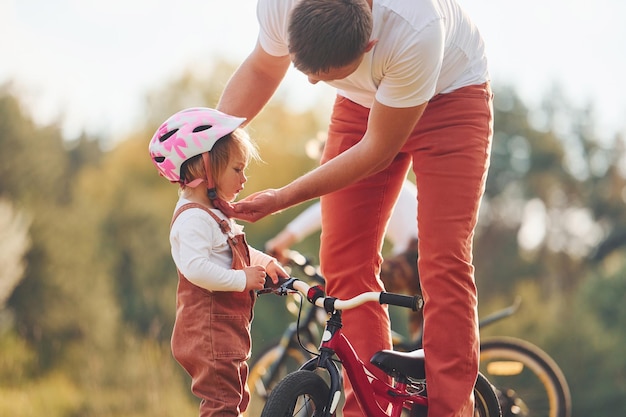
left=170, top=198, right=274, bottom=292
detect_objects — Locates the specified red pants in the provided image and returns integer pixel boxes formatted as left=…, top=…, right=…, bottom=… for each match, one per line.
left=320, top=83, right=493, bottom=417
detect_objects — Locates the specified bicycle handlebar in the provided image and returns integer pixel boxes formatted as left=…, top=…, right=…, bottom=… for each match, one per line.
left=264, top=277, right=423, bottom=313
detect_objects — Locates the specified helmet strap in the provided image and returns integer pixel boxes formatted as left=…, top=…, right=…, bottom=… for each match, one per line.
left=184, top=178, right=205, bottom=188
left=202, top=152, right=219, bottom=201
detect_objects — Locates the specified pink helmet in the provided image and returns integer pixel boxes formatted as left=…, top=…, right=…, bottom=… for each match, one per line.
left=149, top=107, right=246, bottom=183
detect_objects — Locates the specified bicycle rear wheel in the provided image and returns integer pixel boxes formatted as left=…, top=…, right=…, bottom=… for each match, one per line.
left=474, top=372, right=502, bottom=417
left=480, top=336, right=571, bottom=417
left=260, top=370, right=331, bottom=417
left=246, top=341, right=312, bottom=417
left=410, top=372, right=501, bottom=417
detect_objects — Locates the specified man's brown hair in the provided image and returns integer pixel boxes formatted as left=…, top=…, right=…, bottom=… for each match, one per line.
left=288, top=0, right=373, bottom=74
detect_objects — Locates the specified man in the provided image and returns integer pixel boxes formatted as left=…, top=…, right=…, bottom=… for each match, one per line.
left=217, top=1, right=493, bottom=416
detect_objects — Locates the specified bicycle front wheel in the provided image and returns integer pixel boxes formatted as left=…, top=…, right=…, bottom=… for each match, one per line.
left=480, top=336, right=571, bottom=417
left=260, top=370, right=330, bottom=417
left=246, top=341, right=312, bottom=417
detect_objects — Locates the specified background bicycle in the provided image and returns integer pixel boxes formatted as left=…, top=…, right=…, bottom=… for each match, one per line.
left=247, top=250, right=571, bottom=417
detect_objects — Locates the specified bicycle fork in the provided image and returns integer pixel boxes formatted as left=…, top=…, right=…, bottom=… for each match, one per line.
left=299, top=311, right=344, bottom=417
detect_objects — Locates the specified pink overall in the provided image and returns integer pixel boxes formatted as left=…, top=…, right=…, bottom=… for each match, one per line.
left=320, top=83, right=493, bottom=417
left=170, top=203, right=254, bottom=417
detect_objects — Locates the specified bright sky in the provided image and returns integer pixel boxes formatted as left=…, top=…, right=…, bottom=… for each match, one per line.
left=1, top=0, right=625, bottom=142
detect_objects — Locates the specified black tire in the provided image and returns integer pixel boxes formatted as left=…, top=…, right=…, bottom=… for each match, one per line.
left=411, top=372, right=501, bottom=417
left=474, top=372, right=502, bottom=417
left=246, top=342, right=313, bottom=417
left=480, top=336, right=571, bottom=417
left=260, top=370, right=330, bottom=417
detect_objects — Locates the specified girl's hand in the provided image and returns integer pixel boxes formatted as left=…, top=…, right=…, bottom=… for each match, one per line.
left=243, top=265, right=268, bottom=291
left=265, top=259, right=289, bottom=285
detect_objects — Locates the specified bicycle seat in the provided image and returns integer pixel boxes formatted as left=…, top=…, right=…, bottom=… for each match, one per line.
left=370, top=349, right=426, bottom=380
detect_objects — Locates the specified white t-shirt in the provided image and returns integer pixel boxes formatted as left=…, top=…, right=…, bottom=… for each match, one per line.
left=257, top=0, right=489, bottom=108
left=286, top=180, right=418, bottom=255
left=170, top=198, right=274, bottom=292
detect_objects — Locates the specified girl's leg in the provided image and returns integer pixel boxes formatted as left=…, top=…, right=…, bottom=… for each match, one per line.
left=320, top=96, right=412, bottom=417
left=172, top=287, right=253, bottom=417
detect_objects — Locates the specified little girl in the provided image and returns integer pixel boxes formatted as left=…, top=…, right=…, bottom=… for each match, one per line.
left=149, top=107, right=288, bottom=417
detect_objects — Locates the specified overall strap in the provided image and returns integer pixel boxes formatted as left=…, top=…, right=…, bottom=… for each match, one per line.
left=171, top=202, right=232, bottom=235
left=171, top=202, right=251, bottom=269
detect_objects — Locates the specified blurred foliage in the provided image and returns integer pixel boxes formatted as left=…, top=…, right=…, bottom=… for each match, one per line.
left=1, top=57, right=626, bottom=416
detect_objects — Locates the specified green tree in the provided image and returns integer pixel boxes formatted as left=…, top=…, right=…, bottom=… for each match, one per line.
left=474, top=84, right=626, bottom=416
left=0, top=200, right=30, bottom=309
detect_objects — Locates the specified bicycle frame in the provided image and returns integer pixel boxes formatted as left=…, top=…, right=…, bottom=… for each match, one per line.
left=299, top=308, right=425, bottom=417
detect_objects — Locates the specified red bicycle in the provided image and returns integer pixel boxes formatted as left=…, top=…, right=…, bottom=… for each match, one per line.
left=259, top=277, right=501, bottom=417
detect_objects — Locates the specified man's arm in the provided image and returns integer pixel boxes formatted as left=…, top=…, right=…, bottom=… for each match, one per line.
left=234, top=100, right=428, bottom=221
left=217, top=40, right=291, bottom=124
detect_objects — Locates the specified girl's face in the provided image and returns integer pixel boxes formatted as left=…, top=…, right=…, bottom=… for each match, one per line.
left=216, top=152, right=248, bottom=202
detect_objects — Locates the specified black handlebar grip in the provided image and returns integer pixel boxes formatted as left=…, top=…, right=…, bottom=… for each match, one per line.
left=257, top=276, right=294, bottom=295
left=262, top=275, right=290, bottom=290
left=379, top=292, right=424, bottom=311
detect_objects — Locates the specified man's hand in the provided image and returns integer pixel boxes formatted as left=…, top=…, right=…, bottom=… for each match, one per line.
left=212, top=198, right=237, bottom=218
left=231, top=189, right=282, bottom=222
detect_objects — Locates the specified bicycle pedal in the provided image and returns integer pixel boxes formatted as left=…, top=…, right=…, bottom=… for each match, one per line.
left=410, top=404, right=428, bottom=417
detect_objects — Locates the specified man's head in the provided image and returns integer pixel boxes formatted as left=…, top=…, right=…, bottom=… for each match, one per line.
left=288, top=0, right=373, bottom=76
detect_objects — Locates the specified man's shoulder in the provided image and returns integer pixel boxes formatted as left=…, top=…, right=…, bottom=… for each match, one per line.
left=373, top=0, right=442, bottom=26
left=257, top=0, right=298, bottom=56
left=257, top=0, right=298, bottom=16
